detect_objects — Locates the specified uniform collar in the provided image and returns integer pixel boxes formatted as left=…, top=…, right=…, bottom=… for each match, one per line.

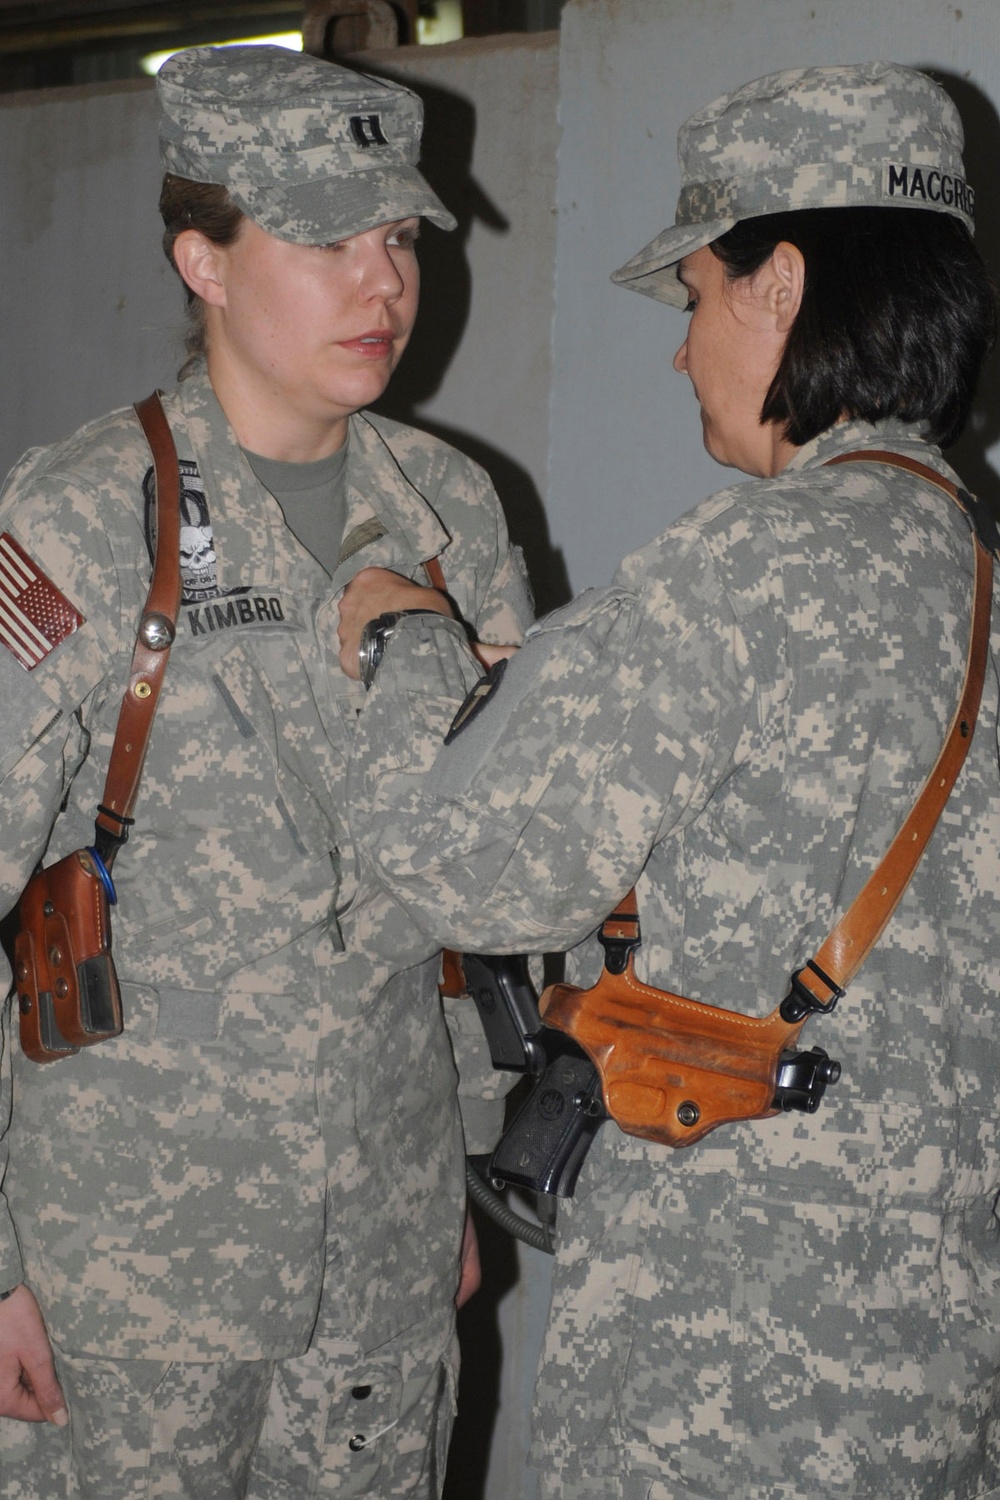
left=783, top=416, right=953, bottom=480
left=161, top=365, right=287, bottom=591
left=333, top=412, right=451, bottom=591
left=161, top=372, right=451, bottom=592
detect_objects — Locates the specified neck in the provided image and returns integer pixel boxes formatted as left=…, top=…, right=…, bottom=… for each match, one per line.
left=206, top=347, right=350, bottom=463
left=763, top=424, right=799, bottom=477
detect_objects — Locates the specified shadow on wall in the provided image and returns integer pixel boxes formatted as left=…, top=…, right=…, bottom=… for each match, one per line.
left=352, top=63, right=564, bottom=1500
left=364, top=68, right=572, bottom=615
left=441, top=1203, right=524, bottom=1500
left=933, top=70, right=1000, bottom=515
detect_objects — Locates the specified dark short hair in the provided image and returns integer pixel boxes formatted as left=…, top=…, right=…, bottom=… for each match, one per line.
left=158, top=174, right=245, bottom=377
left=711, top=207, right=998, bottom=448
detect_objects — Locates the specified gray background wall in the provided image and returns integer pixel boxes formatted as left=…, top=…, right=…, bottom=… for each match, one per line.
left=5, top=4, right=1000, bottom=1498
left=549, top=0, right=1000, bottom=593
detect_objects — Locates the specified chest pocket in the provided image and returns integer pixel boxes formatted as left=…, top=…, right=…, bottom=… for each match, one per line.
left=210, top=639, right=342, bottom=859
left=107, top=635, right=342, bottom=984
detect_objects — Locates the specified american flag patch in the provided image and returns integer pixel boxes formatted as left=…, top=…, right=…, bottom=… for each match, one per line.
left=0, top=533, right=85, bottom=670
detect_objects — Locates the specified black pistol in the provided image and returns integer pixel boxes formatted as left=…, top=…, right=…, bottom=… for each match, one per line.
left=461, top=953, right=607, bottom=1198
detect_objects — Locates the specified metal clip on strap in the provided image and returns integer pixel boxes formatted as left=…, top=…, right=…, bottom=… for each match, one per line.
left=92, top=392, right=182, bottom=867
left=781, top=960, right=845, bottom=1024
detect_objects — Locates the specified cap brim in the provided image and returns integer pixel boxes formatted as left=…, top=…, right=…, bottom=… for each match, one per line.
left=229, top=162, right=457, bottom=244
left=610, top=217, right=734, bottom=305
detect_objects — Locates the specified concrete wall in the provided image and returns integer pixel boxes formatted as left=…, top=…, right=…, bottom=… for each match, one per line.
left=0, top=79, right=176, bottom=471
left=550, top=0, right=1000, bottom=590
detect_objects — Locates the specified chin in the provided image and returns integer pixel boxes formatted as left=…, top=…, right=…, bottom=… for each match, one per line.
left=332, top=376, right=393, bottom=414
left=702, top=430, right=730, bottom=469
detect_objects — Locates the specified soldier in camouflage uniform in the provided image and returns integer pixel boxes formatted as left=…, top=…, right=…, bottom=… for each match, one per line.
left=0, top=44, right=531, bottom=1499
left=339, top=63, right=1000, bottom=1499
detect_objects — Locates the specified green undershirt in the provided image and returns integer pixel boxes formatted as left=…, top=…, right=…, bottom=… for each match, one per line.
left=244, top=443, right=349, bottom=578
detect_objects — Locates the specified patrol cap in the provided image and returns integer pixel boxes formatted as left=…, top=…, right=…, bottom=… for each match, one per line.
left=612, top=62, right=974, bottom=307
left=157, top=44, right=456, bottom=243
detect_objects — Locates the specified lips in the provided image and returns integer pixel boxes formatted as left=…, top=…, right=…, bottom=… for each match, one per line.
left=338, top=329, right=396, bottom=358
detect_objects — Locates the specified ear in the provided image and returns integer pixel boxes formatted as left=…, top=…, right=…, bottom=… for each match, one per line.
left=171, top=229, right=228, bottom=308
left=768, top=241, right=805, bottom=334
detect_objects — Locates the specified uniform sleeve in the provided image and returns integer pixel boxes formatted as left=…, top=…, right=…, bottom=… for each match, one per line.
left=414, top=449, right=535, bottom=1139
left=432, top=450, right=534, bottom=646
left=348, top=529, right=755, bottom=955
left=0, top=461, right=120, bottom=1291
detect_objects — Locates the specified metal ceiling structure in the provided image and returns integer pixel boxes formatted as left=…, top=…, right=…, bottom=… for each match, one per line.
left=0, top=0, right=562, bottom=93
left=0, top=1, right=413, bottom=91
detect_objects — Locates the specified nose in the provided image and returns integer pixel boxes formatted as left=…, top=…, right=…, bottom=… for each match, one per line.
left=357, top=240, right=405, bottom=304
left=673, top=339, right=688, bottom=374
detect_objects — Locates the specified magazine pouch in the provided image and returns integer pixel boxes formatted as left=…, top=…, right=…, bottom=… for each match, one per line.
left=14, top=848, right=122, bottom=1063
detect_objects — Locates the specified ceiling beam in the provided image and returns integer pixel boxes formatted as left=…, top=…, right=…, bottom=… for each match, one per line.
left=0, top=3, right=302, bottom=54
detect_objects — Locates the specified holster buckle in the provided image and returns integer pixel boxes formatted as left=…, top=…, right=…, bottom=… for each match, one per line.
left=780, top=961, right=844, bottom=1023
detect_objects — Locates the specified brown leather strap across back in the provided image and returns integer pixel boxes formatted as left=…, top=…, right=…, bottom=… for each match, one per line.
left=94, top=393, right=182, bottom=860
left=792, top=450, right=994, bottom=1010
left=605, top=449, right=994, bottom=1015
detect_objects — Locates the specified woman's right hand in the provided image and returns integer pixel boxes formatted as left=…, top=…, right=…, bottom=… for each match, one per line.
left=0, top=1285, right=68, bottom=1425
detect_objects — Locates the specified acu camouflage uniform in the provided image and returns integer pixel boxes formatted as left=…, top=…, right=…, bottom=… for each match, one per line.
left=346, top=61, right=998, bottom=1499
left=0, top=366, right=531, bottom=1485
left=348, top=414, right=1000, bottom=1499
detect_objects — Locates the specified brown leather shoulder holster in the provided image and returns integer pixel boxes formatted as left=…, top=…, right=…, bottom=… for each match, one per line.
left=15, top=393, right=182, bottom=1063
left=540, top=453, right=996, bottom=1147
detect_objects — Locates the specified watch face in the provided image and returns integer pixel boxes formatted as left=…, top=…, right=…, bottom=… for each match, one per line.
left=359, top=610, right=438, bottom=689
left=359, top=620, right=382, bottom=689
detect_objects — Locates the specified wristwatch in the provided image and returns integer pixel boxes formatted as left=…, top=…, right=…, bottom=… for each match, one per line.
left=358, top=610, right=443, bottom=689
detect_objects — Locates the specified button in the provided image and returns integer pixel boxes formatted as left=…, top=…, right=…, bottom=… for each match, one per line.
left=351, top=1384, right=372, bottom=1400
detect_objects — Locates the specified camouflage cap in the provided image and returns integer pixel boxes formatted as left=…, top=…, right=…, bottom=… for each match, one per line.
left=157, top=44, right=456, bottom=242
left=612, top=62, right=974, bottom=307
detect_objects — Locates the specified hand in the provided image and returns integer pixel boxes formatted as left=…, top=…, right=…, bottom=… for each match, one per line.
left=455, top=1207, right=481, bottom=1309
left=337, top=568, right=453, bottom=679
left=0, top=1286, right=68, bottom=1425
left=471, top=642, right=519, bottom=670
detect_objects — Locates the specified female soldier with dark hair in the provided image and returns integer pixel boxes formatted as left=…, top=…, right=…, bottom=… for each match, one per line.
left=339, top=62, right=1000, bottom=1500
left=0, top=42, right=531, bottom=1500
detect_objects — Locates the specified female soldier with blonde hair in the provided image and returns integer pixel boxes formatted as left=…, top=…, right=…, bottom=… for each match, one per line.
left=0, top=42, right=530, bottom=1499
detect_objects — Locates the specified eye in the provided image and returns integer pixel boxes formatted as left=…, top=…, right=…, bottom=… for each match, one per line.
left=388, top=221, right=421, bottom=251
left=683, top=296, right=697, bottom=314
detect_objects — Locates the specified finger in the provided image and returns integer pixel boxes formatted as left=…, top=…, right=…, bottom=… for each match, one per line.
left=455, top=1211, right=482, bottom=1309
left=20, top=1353, right=69, bottom=1428
left=471, top=642, right=519, bottom=670
left=0, top=1288, right=69, bottom=1426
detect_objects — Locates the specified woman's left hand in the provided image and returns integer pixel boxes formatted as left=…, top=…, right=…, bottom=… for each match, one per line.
left=337, top=567, right=454, bottom=678
left=455, top=1207, right=481, bottom=1308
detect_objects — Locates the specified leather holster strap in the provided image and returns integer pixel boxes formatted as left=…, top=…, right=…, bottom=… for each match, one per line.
left=796, top=449, right=993, bottom=1003
left=600, top=888, right=639, bottom=941
left=94, top=392, right=182, bottom=852
left=604, top=449, right=993, bottom=1010
left=424, top=555, right=447, bottom=592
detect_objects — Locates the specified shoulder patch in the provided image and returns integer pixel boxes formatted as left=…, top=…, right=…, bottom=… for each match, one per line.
left=445, top=659, right=508, bottom=744
left=0, top=533, right=85, bottom=670
left=144, top=458, right=223, bottom=604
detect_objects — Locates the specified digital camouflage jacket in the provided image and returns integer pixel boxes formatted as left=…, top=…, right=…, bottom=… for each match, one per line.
left=0, top=366, right=532, bottom=1361
left=348, top=417, right=1000, bottom=1499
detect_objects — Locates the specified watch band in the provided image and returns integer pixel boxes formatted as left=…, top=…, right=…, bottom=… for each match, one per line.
left=359, top=609, right=447, bottom=689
